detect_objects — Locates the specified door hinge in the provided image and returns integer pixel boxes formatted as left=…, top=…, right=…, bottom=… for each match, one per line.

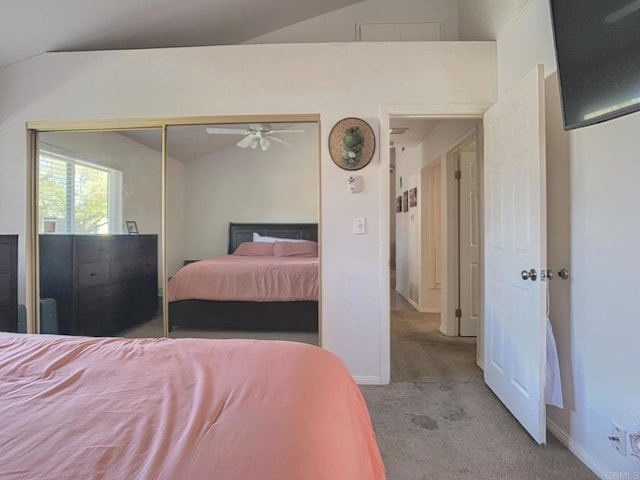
left=454, top=170, right=462, bottom=180
left=455, top=308, right=462, bottom=318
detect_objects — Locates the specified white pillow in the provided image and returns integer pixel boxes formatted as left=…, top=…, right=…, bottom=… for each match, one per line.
left=252, top=232, right=307, bottom=243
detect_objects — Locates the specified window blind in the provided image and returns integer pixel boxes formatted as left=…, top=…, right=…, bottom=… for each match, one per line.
left=39, top=150, right=123, bottom=234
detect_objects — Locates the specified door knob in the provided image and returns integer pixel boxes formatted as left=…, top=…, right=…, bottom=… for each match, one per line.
left=558, top=268, right=569, bottom=280
left=521, top=269, right=537, bottom=281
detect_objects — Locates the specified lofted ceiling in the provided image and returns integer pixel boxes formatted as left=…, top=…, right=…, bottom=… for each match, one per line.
left=0, top=0, right=364, bottom=69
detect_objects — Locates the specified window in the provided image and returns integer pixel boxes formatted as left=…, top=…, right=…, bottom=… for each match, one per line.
left=39, top=147, right=123, bottom=234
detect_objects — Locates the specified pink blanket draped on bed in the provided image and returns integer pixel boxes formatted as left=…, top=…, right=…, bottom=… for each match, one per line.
left=167, top=256, right=318, bottom=302
left=0, top=334, right=385, bottom=480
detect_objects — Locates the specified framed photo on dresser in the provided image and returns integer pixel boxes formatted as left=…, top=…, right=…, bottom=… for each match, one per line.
left=125, top=220, right=138, bottom=234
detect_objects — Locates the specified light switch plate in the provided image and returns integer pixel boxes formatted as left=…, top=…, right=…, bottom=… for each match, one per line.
left=353, top=217, right=366, bottom=235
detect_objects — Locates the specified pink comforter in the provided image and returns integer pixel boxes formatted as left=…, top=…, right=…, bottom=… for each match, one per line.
left=168, top=256, right=318, bottom=302
left=0, top=334, right=385, bottom=480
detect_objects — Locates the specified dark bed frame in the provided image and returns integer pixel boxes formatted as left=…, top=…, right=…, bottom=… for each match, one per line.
left=169, top=223, right=319, bottom=332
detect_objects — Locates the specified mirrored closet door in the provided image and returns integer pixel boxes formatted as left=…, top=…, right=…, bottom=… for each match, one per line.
left=37, top=129, right=164, bottom=337
left=165, top=121, right=320, bottom=345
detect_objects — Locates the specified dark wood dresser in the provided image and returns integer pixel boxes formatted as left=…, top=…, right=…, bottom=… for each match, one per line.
left=39, top=235, right=158, bottom=336
left=0, top=235, right=18, bottom=332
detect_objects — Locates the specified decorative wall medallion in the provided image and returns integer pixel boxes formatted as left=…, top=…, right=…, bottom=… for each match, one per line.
left=328, top=117, right=375, bottom=170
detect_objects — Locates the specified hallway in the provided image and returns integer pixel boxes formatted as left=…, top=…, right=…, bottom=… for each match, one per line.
left=359, top=293, right=596, bottom=480
left=390, top=298, right=478, bottom=383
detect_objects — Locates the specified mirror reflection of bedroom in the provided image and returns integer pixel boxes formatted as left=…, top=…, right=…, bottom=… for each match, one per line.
left=151, top=122, right=318, bottom=345
left=37, top=130, right=164, bottom=338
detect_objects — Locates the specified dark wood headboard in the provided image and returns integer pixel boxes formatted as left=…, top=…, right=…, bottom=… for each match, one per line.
left=228, top=223, right=318, bottom=254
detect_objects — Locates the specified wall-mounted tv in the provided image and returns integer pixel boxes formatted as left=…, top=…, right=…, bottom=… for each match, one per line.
left=549, top=0, right=640, bottom=130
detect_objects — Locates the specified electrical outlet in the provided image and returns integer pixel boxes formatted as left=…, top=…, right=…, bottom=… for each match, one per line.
left=610, top=423, right=627, bottom=456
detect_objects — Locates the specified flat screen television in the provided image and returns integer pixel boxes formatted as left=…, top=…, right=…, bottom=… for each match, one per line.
left=549, top=0, right=640, bottom=130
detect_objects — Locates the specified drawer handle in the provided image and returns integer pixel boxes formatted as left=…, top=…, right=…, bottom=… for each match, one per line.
left=99, top=294, right=112, bottom=299
left=90, top=272, right=98, bottom=277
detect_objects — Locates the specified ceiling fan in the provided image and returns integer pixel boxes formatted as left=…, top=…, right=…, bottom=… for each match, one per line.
left=205, top=123, right=305, bottom=151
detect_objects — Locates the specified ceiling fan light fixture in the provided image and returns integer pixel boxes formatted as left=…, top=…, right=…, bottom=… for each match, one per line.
left=207, top=123, right=303, bottom=151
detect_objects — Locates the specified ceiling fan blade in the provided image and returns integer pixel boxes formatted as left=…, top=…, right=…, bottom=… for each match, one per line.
left=259, top=136, right=270, bottom=151
left=268, top=136, right=293, bottom=147
left=206, top=127, right=249, bottom=135
left=236, top=135, right=254, bottom=148
left=268, top=129, right=306, bottom=134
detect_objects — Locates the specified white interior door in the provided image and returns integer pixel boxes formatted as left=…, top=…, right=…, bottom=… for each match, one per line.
left=459, top=149, right=480, bottom=337
left=483, top=65, right=547, bottom=444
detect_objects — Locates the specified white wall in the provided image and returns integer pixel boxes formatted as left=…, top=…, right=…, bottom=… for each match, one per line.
left=496, top=0, right=640, bottom=476
left=37, top=131, right=186, bottom=283
left=0, top=41, right=497, bottom=383
left=166, top=158, right=186, bottom=278
left=246, top=0, right=459, bottom=43
left=394, top=145, right=421, bottom=302
left=182, top=127, right=318, bottom=260
left=418, top=120, right=481, bottom=333
left=420, top=120, right=480, bottom=168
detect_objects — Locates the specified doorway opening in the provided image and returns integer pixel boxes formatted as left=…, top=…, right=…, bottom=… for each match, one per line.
left=387, top=116, right=483, bottom=383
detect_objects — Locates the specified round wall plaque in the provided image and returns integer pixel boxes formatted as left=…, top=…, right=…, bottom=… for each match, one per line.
left=328, top=117, right=375, bottom=171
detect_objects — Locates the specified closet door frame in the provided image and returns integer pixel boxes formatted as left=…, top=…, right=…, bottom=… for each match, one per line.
left=26, top=114, right=321, bottom=340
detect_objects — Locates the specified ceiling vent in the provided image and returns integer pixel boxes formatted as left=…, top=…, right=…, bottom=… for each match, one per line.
left=389, top=127, right=408, bottom=135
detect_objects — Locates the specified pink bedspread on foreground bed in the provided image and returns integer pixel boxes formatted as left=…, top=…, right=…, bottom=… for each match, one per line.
left=168, top=256, right=318, bottom=302
left=0, top=334, right=385, bottom=480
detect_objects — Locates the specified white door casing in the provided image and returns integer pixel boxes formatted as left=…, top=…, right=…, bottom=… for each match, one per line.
left=459, top=149, right=480, bottom=337
left=483, top=65, right=547, bottom=444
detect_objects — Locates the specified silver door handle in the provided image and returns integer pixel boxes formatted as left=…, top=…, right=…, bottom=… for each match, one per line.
left=558, top=268, right=569, bottom=280
left=521, top=269, right=537, bottom=281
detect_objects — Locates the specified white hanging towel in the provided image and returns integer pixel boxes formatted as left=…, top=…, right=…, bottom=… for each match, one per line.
left=545, top=316, right=564, bottom=408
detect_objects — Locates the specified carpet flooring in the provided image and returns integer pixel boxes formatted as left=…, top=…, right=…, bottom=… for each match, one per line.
left=359, top=293, right=597, bottom=480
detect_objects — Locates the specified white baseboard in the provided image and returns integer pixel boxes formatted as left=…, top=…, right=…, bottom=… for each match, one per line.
left=546, top=418, right=608, bottom=479
left=353, top=375, right=383, bottom=385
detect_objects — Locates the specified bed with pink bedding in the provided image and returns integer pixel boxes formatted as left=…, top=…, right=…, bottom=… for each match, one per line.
left=168, top=255, right=318, bottom=303
left=0, top=333, right=385, bottom=480
left=168, top=223, right=320, bottom=331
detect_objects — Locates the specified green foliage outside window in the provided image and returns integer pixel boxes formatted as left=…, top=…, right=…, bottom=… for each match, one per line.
left=39, top=155, right=113, bottom=234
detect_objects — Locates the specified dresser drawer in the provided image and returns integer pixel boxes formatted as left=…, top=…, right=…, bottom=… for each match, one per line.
left=0, top=244, right=11, bottom=273
left=76, top=237, right=129, bottom=262
left=110, top=258, right=141, bottom=282
left=132, top=236, right=157, bottom=256
left=77, top=284, right=117, bottom=315
left=0, top=273, right=10, bottom=305
left=77, top=261, right=109, bottom=289
left=142, top=256, right=157, bottom=275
